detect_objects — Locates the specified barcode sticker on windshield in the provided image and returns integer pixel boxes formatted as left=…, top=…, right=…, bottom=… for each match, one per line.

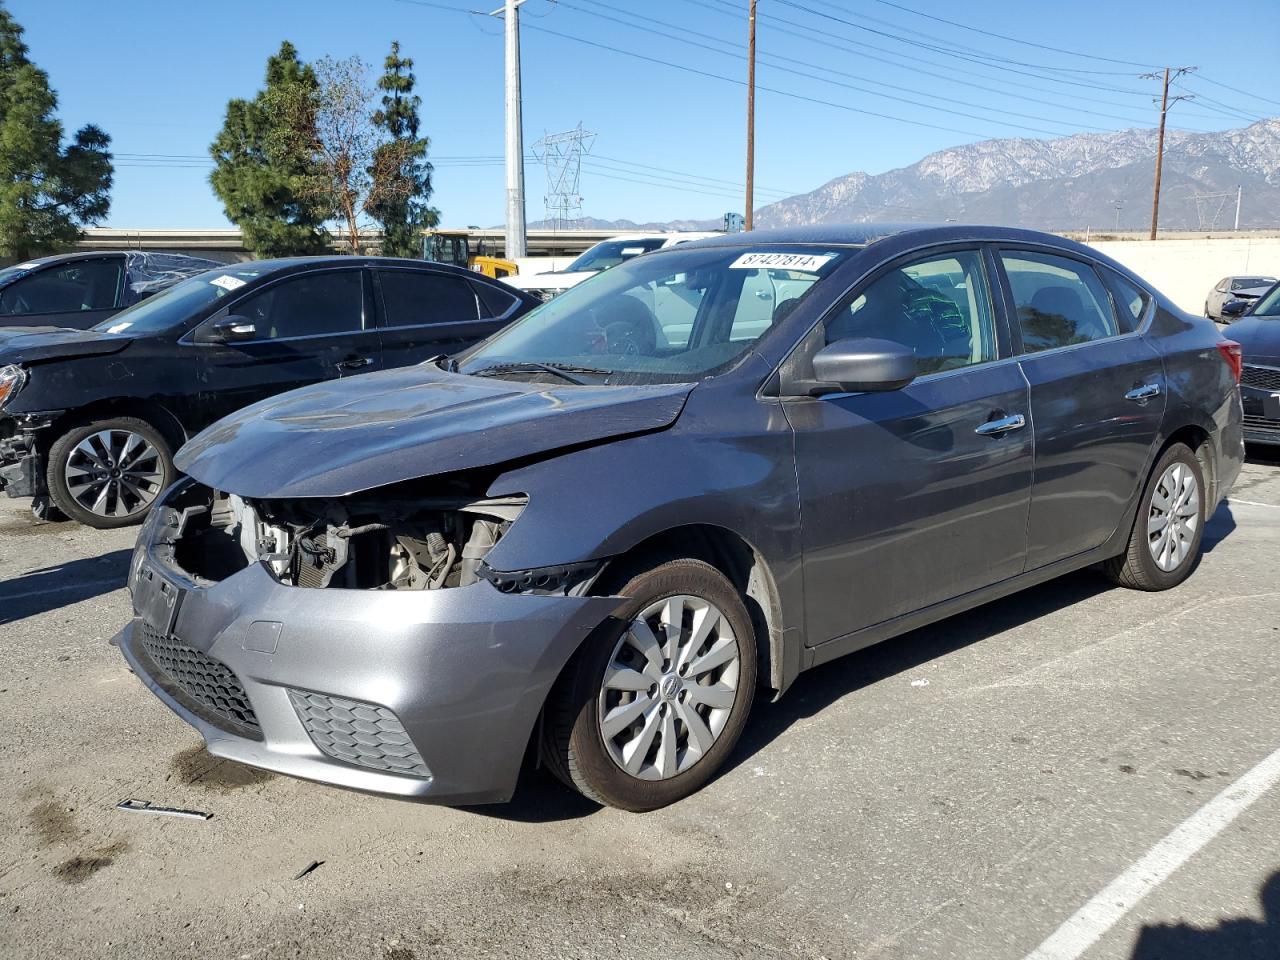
left=210, top=274, right=246, bottom=291
left=15, top=262, right=40, bottom=269
left=729, top=252, right=835, bottom=272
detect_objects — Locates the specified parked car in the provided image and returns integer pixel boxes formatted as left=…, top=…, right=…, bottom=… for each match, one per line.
left=0, top=256, right=539, bottom=527
left=504, top=233, right=719, bottom=301
left=1226, top=281, right=1280, bottom=446
left=0, top=251, right=222, bottom=330
left=115, top=225, right=1244, bottom=811
left=1204, top=275, right=1276, bottom=322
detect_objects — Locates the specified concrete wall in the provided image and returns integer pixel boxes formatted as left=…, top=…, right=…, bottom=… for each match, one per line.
left=1085, top=237, right=1280, bottom=314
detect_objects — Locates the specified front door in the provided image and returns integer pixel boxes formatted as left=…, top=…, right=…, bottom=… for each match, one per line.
left=996, top=249, right=1165, bottom=570
left=788, top=248, right=1034, bottom=645
left=193, top=268, right=383, bottom=429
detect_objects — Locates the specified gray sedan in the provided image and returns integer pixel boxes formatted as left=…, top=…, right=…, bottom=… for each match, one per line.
left=1205, top=275, right=1277, bottom=321
left=114, top=225, right=1246, bottom=811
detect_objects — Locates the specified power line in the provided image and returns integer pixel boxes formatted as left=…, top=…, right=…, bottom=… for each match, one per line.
left=1193, top=73, right=1280, bottom=110
left=863, top=0, right=1159, bottom=69
left=770, top=0, right=1153, bottom=96
left=559, top=0, right=1117, bottom=135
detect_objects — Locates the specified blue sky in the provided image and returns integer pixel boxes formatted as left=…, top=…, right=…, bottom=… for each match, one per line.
left=8, top=0, right=1279, bottom=229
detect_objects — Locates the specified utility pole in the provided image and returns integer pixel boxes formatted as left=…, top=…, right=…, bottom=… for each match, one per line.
left=1142, top=66, right=1195, bottom=240
left=744, top=0, right=757, bottom=232
left=496, top=0, right=528, bottom=259
left=1234, top=185, right=1243, bottom=231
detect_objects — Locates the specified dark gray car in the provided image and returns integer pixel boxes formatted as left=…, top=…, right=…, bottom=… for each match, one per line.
left=112, top=225, right=1246, bottom=810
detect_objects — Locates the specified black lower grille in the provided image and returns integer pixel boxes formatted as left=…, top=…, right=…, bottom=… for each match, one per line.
left=1242, top=364, right=1280, bottom=391
left=1244, top=414, right=1280, bottom=432
left=137, top=622, right=261, bottom=736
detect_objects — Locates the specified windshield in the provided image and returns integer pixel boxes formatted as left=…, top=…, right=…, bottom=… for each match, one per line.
left=459, top=245, right=846, bottom=385
left=1232, top=277, right=1275, bottom=291
left=91, top=267, right=261, bottom=335
left=564, top=238, right=668, bottom=273
left=1251, top=283, right=1280, bottom=317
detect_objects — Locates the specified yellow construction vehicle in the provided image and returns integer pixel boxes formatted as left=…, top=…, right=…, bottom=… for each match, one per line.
left=423, top=231, right=518, bottom=280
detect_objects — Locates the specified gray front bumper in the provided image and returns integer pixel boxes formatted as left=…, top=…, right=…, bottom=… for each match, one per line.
left=116, top=558, right=624, bottom=805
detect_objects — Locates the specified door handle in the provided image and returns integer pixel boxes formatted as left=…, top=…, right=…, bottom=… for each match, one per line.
left=1125, top=383, right=1161, bottom=402
left=974, top=413, right=1027, bottom=437
left=337, top=357, right=374, bottom=372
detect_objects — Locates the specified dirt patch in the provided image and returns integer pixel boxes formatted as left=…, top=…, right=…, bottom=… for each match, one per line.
left=0, top=517, right=79, bottom=537
left=27, top=799, right=81, bottom=848
left=171, top=745, right=274, bottom=792
left=385, top=949, right=417, bottom=960
left=52, top=841, right=128, bottom=885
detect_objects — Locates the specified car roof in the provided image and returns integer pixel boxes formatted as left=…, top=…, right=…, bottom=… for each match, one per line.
left=682, top=223, right=1068, bottom=248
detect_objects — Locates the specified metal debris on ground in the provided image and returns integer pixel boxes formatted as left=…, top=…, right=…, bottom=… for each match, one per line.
left=293, top=860, right=325, bottom=881
left=115, top=798, right=213, bottom=820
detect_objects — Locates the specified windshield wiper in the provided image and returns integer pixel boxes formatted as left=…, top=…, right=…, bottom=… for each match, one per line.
left=470, top=361, right=613, bottom=385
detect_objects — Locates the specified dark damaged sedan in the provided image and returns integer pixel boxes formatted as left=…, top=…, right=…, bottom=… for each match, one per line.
left=1229, top=281, right=1280, bottom=446
left=115, top=225, right=1245, bottom=811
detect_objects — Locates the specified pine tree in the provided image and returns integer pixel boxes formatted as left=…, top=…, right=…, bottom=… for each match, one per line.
left=209, top=42, right=331, bottom=258
left=0, top=4, right=112, bottom=260
left=369, top=42, right=438, bottom=258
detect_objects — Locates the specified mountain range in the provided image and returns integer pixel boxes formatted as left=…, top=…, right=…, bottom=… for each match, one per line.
left=564, top=119, right=1280, bottom=233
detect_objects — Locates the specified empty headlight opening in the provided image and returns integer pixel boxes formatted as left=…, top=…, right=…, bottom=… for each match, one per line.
left=160, top=481, right=528, bottom=591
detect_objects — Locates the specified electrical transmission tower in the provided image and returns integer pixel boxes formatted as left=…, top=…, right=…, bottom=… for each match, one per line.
left=1192, top=192, right=1234, bottom=231
left=533, top=124, right=595, bottom=230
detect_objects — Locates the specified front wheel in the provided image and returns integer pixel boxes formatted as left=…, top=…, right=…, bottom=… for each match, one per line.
left=1104, top=442, right=1205, bottom=590
left=46, top=417, right=175, bottom=529
left=542, top=558, right=757, bottom=811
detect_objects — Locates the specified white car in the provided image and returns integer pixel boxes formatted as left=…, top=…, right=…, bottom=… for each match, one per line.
left=504, top=233, right=719, bottom=300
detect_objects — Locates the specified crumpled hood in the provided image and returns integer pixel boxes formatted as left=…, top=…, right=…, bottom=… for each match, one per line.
left=176, top=365, right=694, bottom=499
left=1231, top=317, right=1280, bottom=366
left=0, top=326, right=132, bottom=364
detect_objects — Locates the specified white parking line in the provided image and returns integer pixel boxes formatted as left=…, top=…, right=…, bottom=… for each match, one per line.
left=0, top=578, right=124, bottom=604
left=1228, top=498, right=1280, bottom=509
left=1022, top=744, right=1280, bottom=960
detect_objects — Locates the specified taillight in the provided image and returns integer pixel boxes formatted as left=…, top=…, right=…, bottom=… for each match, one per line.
left=1217, top=340, right=1243, bottom=383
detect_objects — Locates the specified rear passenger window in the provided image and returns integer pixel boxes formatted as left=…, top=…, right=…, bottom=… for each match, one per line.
left=470, top=279, right=518, bottom=319
left=1100, top=269, right=1150, bottom=332
left=0, top=258, right=123, bottom=316
left=378, top=271, right=479, bottom=326
left=1000, top=252, right=1118, bottom=353
left=826, top=250, right=997, bottom=376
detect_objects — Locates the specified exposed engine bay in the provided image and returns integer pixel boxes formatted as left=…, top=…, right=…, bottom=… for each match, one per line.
left=157, top=480, right=528, bottom=591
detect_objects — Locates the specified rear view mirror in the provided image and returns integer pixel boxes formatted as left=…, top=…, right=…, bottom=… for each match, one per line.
left=1220, top=299, right=1249, bottom=319
left=205, top=315, right=257, bottom=342
left=811, top=337, right=916, bottom=394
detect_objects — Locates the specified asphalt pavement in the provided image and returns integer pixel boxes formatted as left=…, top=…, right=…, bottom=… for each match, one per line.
left=1, top=449, right=1278, bottom=960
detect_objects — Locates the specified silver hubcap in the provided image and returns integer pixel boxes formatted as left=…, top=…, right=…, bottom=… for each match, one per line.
left=598, top=595, right=741, bottom=781
left=65, top=429, right=164, bottom=518
left=1147, top=462, right=1200, bottom=572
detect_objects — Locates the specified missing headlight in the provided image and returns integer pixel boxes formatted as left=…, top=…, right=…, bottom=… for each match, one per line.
left=157, top=481, right=527, bottom=591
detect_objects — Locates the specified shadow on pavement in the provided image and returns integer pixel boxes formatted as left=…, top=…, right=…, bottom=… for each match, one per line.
left=1130, top=871, right=1279, bottom=959
left=1201, top=500, right=1236, bottom=554
left=0, top=549, right=132, bottom=624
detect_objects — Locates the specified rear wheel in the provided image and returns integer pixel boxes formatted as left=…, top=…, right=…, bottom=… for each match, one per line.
left=46, top=417, right=174, bottom=529
left=542, top=558, right=757, bottom=811
left=1104, top=442, right=1205, bottom=590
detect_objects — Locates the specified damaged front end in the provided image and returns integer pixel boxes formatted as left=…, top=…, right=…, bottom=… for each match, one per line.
left=117, top=477, right=625, bottom=803
left=154, top=478, right=596, bottom=596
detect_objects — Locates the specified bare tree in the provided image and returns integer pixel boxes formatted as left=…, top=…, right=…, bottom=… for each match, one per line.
left=270, top=55, right=417, bottom=254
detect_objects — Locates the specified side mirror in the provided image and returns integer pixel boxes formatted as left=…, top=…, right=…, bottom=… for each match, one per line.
left=1220, top=299, right=1249, bottom=319
left=205, top=315, right=257, bottom=342
left=810, top=337, right=917, bottom=394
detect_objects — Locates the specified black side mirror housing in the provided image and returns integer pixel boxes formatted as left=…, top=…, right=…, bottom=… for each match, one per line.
left=809, top=337, right=917, bottom=394
left=203, top=315, right=258, bottom=343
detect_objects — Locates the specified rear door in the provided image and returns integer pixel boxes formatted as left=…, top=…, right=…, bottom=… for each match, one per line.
left=0, top=256, right=125, bottom=329
left=996, top=248, right=1165, bottom=570
left=192, top=267, right=382, bottom=428
left=372, top=267, right=515, bottom=368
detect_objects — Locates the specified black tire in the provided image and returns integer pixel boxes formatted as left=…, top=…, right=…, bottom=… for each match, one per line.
left=1104, top=442, right=1206, bottom=591
left=46, top=417, right=175, bottom=530
left=542, top=558, right=758, bottom=811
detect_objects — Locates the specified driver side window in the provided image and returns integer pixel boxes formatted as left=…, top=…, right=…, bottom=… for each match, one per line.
left=825, top=249, right=997, bottom=376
